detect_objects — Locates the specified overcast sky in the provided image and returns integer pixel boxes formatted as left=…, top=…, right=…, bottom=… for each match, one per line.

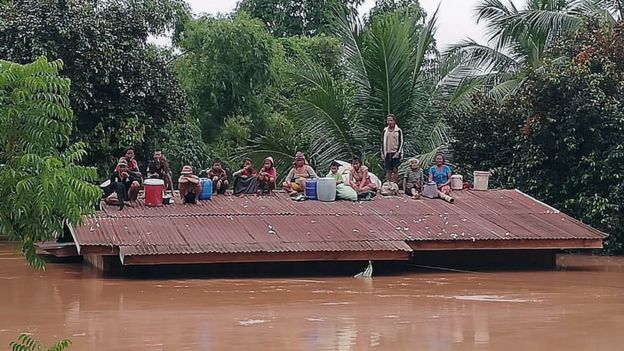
left=180, top=0, right=523, bottom=49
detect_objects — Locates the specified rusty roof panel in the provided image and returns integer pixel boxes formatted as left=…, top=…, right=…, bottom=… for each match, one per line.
left=73, top=190, right=607, bottom=257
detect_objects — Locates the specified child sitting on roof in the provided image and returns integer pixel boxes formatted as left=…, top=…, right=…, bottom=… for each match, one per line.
left=327, top=161, right=357, bottom=201
left=257, top=156, right=277, bottom=195
left=233, top=158, right=258, bottom=195
left=207, top=159, right=229, bottom=195
left=403, top=158, right=424, bottom=200
left=178, top=165, right=201, bottom=204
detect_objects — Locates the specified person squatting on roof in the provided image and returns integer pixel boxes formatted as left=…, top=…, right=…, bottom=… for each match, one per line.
left=380, top=114, right=403, bottom=184
left=207, top=159, right=229, bottom=195
left=178, top=165, right=201, bottom=204
left=349, top=157, right=377, bottom=201
left=283, top=152, right=318, bottom=195
left=108, top=158, right=141, bottom=210
left=403, top=158, right=424, bottom=200
left=233, top=158, right=258, bottom=195
left=257, top=156, right=277, bottom=195
left=147, top=149, right=174, bottom=195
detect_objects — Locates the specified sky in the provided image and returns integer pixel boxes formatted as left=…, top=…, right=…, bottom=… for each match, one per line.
left=180, top=0, right=522, bottom=50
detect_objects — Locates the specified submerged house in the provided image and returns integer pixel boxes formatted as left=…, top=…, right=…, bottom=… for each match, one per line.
left=40, top=189, right=606, bottom=273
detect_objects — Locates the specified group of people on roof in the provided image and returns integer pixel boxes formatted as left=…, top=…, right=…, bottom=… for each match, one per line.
left=104, top=114, right=453, bottom=209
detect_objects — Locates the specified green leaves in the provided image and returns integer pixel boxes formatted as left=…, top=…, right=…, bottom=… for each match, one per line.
left=10, top=333, right=71, bottom=351
left=0, top=58, right=101, bottom=269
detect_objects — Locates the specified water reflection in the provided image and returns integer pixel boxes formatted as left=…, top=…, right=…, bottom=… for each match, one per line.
left=1, top=243, right=624, bottom=350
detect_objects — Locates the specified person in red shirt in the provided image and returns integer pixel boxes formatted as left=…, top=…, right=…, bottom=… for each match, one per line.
left=257, top=156, right=277, bottom=195
left=207, top=159, right=229, bottom=195
left=233, top=158, right=258, bottom=195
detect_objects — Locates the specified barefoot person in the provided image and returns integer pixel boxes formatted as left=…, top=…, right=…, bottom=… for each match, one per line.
left=429, top=153, right=452, bottom=194
left=207, top=159, right=229, bottom=195
left=283, top=152, right=317, bottom=195
left=147, top=149, right=174, bottom=195
left=403, top=158, right=424, bottom=199
left=108, top=159, right=141, bottom=210
left=380, top=114, right=404, bottom=184
left=257, top=157, right=277, bottom=194
left=178, top=165, right=201, bottom=204
left=349, top=157, right=377, bottom=200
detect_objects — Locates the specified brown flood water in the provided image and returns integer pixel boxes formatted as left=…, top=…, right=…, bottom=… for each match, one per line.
left=1, top=243, right=624, bottom=351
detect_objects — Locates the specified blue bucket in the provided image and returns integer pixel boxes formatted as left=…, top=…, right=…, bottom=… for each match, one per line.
left=305, top=178, right=318, bottom=200
left=199, top=178, right=213, bottom=200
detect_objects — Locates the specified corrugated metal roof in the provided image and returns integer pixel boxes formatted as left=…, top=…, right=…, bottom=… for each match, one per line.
left=73, top=190, right=607, bottom=258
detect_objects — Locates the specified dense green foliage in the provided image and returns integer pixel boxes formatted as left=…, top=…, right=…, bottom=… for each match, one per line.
left=10, top=333, right=70, bottom=351
left=236, top=0, right=363, bottom=37
left=0, top=58, right=101, bottom=268
left=0, top=0, right=189, bottom=174
left=175, top=14, right=281, bottom=143
left=0, top=0, right=622, bottom=257
left=449, top=22, right=624, bottom=252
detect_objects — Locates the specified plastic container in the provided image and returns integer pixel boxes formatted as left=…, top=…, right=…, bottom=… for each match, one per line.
left=451, top=175, right=463, bottom=190
left=473, top=171, right=490, bottom=191
left=144, top=179, right=164, bottom=207
left=316, top=177, right=336, bottom=202
left=304, top=178, right=318, bottom=200
left=199, top=178, right=213, bottom=200
left=422, top=181, right=439, bottom=199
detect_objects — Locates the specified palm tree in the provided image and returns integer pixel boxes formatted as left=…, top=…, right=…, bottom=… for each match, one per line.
left=447, top=0, right=622, bottom=100
left=244, top=6, right=474, bottom=179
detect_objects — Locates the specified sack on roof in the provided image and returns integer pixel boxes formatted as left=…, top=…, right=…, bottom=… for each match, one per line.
left=380, top=182, right=399, bottom=196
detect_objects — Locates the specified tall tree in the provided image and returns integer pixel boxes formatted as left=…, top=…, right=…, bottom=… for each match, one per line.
left=0, top=58, right=101, bottom=268
left=0, top=0, right=189, bottom=174
left=236, top=0, right=364, bottom=37
left=447, top=0, right=623, bottom=100
left=175, top=14, right=282, bottom=142
left=449, top=21, right=624, bottom=251
left=244, top=6, right=474, bottom=176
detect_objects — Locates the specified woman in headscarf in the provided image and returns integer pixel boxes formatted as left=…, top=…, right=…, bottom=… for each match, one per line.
left=257, top=156, right=277, bottom=195
left=283, top=152, right=318, bottom=195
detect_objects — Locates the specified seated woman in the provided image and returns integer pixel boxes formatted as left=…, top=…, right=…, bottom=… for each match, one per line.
left=207, top=159, right=229, bottom=195
left=107, top=159, right=141, bottom=210
left=178, top=165, right=201, bottom=204
left=428, top=153, right=452, bottom=194
left=349, top=157, right=377, bottom=200
left=283, top=152, right=318, bottom=195
left=403, top=158, right=424, bottom=199
left=327, top=161, right=357, bottom=201
left=233, top=158, right=258, bottom=195
left=257, top=156, right=277, bottom=195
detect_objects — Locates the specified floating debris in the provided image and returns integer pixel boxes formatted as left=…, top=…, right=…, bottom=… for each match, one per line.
left=352, top=228, right=359, bottom=233
left=450, top=233, right=459, bottom=239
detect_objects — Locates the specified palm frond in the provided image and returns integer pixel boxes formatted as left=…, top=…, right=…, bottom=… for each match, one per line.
left=361, top=12, right=419, bottom=125
left=412, top=7, right=438, bottom=85
left=487, top=76, right=526, bottom=102
left=331, top=5, right=371, bottom=102
left=446, top=39, right=520, bottom=73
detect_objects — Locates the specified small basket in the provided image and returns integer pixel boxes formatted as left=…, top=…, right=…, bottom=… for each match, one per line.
left=473, top=171, right=490, bottom=191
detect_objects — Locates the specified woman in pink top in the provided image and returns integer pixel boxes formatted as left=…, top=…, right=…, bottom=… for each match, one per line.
left=349, top=157, right=377, bottom=200
left=257, top=156, right=277, bottom=194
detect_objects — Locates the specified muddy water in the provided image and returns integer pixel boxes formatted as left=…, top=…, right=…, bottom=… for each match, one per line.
left=1, top=244, right=624, bottom=351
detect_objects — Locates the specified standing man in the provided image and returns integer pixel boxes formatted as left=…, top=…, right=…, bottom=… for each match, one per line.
left=380, top=114, right=403, bottom=184
left=147, top=149, right=174, bottom=195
